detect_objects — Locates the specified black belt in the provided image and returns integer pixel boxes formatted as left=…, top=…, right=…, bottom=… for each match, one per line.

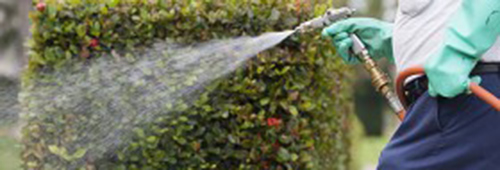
left=471, top=62, right=500, bottom=75
left=404, top=62, right=500, bottom=105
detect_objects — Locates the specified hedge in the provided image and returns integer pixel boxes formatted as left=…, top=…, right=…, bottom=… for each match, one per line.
left=0, top=76, right=19, bottom=125
left=21, top=0, right=352, bottom=169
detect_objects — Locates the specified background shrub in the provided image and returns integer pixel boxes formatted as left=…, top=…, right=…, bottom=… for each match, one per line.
left=22, top=0, right=353, bottom=169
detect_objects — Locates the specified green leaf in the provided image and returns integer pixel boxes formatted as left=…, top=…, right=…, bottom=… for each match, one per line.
left=291, top=154, right=299, bottom=161
left=289, top=105, right=299, bottom=116
left=100, top=5, right=109, bottom=15
left=146, top=136, right=158, bottom=143
left=179, top=116, right=189, bottom=122
left=299, top=101, right=314, bottom=111
left=76, top=24, right=86, bottom=38
left=133, top=128, right=146, bottom=138
left=48, top=145, right=85, bottom=161
left=279, top=135, right=292, bottom=144
left=174, top=136, right=187, bottom=145
left=48, top=145, right=62, bottom=156
left=276, top=66, right=291, bottom=75
left=68, top=0, right=81, bottom=5
left=91, top=22, right=101, bottom=37
left=71, top=148, right=87, bottom=159
left=241, top=121, right=254, bottom=129
left=29, top=51, right=47, bottom=65
left=257, top=66, right=265, bottom=74
left=228, top=135, right=237, bottom=144
left=259, top=98, right=270, bottom=106
left=277, top=148, right=291, bottom=162
left=107, top=0, right=120, bottom=8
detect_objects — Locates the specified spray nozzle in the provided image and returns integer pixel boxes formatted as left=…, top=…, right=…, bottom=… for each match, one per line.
left=295, top=7, right=356, bottom=33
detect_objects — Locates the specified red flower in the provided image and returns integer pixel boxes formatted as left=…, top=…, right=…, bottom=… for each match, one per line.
left=267, top=118, right=281, bottom=127
left=90, top=39, right=99, bottom=48
left=36, top=2, right=46, bottom=12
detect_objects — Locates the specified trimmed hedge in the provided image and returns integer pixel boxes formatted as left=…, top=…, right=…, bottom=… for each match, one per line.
left=22, top=0, right=352, bottom=169
left=0, top=76, right=19, bottom=125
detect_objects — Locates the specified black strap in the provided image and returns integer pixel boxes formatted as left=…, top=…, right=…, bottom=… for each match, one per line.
left=403, top=62, right=500, bottom=105
left=471, top=62, right=500, bottom=75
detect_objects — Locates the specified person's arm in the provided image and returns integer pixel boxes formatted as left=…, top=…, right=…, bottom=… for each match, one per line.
left=425, top=0, right=500, bottom=98
left=322, top=18, right=394, bottom=64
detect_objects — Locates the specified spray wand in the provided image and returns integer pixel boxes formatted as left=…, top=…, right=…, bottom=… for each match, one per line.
left=294, top=7, right=406, bottom=120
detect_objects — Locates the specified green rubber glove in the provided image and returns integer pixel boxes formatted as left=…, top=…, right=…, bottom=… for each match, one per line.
left=321, top=18, right=394, bottom=64
left=425, top=0, right=500, bottom=98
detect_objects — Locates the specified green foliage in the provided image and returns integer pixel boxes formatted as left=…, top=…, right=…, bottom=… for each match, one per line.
left=0, top=77, right=19, bottom=125
left=22, top=0, right=352, bottom=169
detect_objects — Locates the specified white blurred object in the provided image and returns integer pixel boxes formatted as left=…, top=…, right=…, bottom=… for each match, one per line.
left=0, top=46, right=21, bottom=78
left=0, top=0, right=29, bottom=78
left=382, top=0, right=397, bottom=21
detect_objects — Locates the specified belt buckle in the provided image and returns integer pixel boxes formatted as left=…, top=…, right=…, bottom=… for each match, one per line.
left=403, top=77, right=427, bottom=105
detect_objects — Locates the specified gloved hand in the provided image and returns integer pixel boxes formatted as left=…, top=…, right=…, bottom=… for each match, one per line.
left=425, top=0, right=500, bottom=98
left=322, top=18, right=394, bottom=64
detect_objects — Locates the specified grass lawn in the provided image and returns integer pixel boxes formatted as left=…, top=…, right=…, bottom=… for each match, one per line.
left=0, top=136, right=21, bottom=170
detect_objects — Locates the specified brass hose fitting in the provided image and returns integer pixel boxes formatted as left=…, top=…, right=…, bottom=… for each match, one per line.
left=350, top=35, right=405, bottom=120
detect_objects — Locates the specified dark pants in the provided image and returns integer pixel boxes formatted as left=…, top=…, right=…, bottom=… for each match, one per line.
left=377, top=72, right=500, bottom=170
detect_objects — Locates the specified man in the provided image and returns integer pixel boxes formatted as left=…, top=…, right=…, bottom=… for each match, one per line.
left=322, top=0, right=500, bottom=169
